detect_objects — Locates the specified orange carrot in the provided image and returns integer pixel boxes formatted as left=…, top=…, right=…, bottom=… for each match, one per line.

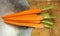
left=4, top=20, right=40, bottom=24
left=18, top=14, right=37, bottom=17
left=3, top=14, right=37, bottom=18
left=3, top=8, right=42, bottom=18
left=3, top=16, right=44, bottom=21
left=3, top=6, right=53, bottom=18
left=10, top=14, right=38, bottom=18
left=4, top=20, right=44, bottom=28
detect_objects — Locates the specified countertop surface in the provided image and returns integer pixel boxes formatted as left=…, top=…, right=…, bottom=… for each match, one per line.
left=27, top=0, right=60, bottom=36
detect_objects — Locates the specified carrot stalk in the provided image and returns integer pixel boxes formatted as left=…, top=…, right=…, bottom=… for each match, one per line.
left=40, top=13, right=56, bottom=18
left=42, top=20, right=53, bottom=25
left=4, top=20, right=44, bottom=28
left=44, top=24, right=53, bottom=28
left=42, top=5, right=53, bottom=11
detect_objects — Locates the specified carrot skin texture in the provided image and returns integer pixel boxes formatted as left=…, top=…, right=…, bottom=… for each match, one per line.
left=3, top=16, right=44, bottom=21
left=4, top=20, right=41, bottom=24
left=3, top=8, right=42, bottom=18
left=4, top=20, right=44, bottom=28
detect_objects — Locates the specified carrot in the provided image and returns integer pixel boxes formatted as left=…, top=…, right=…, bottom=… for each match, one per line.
left=4, top=20, right=44, bottom=28
left=3, top=16, right=44, bottom=21
left=11, top=14, right=38, bottom=18
left=3, top=14, right=37, bottom=18
left=3, top=6, right=53, bottom=18
left=4, top=20, right=40, bottom=24
left=3, top=8, right=42, bottom=18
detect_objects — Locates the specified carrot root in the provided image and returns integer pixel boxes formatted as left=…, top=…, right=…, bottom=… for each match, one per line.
left=3, top=8, right=42, bottom=18
left=4, top=20, right=44, bottom=28
left=3, top=16, right=44, bottom=21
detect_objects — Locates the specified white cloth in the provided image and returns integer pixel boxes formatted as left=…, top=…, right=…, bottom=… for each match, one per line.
left=0, top=1, right=19, bottom=36
left=0, top=0, right=32, bottom=36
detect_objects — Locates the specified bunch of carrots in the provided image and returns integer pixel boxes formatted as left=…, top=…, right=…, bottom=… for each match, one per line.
left=2, top=6, right=55, bottom=28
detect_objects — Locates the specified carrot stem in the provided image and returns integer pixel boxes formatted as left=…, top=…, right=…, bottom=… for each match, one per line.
left=44, top=24, right=53, bottom=28
left=40, top=13, right=56, bottom=18
left=42, top=5, right=53, bottom=11
left=42, top=20, right=53, bottom=25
